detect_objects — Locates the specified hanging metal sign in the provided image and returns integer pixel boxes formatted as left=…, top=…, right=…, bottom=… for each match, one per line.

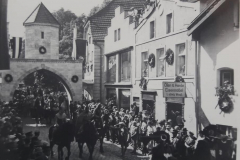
left=163, top=82, right=186, bottom=98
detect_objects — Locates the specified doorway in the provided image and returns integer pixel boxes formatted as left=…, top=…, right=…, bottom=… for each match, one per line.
left=166, top=103, right=183, bottom=127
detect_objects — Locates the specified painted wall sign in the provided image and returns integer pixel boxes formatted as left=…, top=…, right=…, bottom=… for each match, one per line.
left=163, top=82, right=186, bottom=98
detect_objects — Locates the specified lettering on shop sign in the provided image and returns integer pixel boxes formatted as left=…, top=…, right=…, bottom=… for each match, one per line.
left=163, top=82, right=186, bottom=98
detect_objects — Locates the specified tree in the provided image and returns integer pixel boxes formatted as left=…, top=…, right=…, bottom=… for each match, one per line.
left=52, top=8, right=86, bottom=57
left=88, top=0, right=112, bottom=17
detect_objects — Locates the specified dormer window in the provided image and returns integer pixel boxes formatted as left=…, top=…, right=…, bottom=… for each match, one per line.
left=41, top=32, right=44, bottom=39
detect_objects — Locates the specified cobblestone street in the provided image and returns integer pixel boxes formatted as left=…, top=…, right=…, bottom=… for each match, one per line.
left=23, top=118, right=149, bottom=160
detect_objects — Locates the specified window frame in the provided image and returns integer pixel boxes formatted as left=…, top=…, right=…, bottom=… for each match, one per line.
left=166, top=12, right=173, bottom=34
left=150, top=20, right=155, bottom=39
left=118, top=28, right=121, bottom=41
left=119, top=51, right=131, bottom=82
left=114, top=30, right=117, bottom=42
left=156, top=48, right=166, bottom=77
left=107, top=54, right=117, bottom=83
left=141, top=51, right=149, bottom=77
left=175, top=42, right=187, bottom=76
left=220, top=69, right=234, bottom=86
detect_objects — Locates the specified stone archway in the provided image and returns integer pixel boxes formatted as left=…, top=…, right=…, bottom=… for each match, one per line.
left=9, top=67, right=75, bottom=100
left=0, top=59, right=83, bottom=102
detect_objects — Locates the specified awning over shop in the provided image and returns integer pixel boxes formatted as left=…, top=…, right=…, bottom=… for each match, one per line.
left=105, top=46, right=133, bottom=56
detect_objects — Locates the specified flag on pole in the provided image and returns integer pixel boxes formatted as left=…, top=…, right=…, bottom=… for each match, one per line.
left=10, top=37, right=22, bottom=58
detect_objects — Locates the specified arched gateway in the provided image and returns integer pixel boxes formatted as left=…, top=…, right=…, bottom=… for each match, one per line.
left=0, top=58, right=83, bottom=101
left=0, top=3, right=83, bottom=102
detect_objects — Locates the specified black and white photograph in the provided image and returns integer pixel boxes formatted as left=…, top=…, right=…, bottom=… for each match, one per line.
left=0, top=0, right=239, bottom=159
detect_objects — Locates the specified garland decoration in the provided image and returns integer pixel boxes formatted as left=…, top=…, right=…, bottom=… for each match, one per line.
left=175, top=76, right=185, bottom=82
left=4, top=74, right=13, bottom=83
left=218, top=96, right=233, bottom=113
left=71, top=75, right=79, bottom=83
left=39, top=46, right=47, bottom=54
left=139, top=77, right=148, bottom=90
left=215, top=82, right=234, bottom=113
left=148, top=53, right=155, bottom=68
left=165, top=49, right=174, bottom=65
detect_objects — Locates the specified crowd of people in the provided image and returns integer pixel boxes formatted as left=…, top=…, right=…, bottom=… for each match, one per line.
left=73, top=99, right=237, bottom=160
left=0, top=95, right=237, bottom=160
left=0, top=100, right=50, bottom=160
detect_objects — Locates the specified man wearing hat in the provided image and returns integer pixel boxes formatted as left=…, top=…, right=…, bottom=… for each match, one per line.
left=185, top=131, right=196, bottom=156
left=109, top=112, right=117, bottom=143
left=194, top=130, right=211, bottom=160
left=102, top=109, right=110, bottom=141
left=217, top=135, right=233, bottom=160
left=130, top=121, right=138, bottom=154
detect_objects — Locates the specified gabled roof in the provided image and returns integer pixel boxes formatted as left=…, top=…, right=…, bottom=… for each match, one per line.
left=23, top=3, right=59, bottom=26
left=87, top=0, right=146, bottom=41
left=187, top=0, right=226, bottom=35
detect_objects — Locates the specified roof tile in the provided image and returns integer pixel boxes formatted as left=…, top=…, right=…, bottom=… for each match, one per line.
left=89, top=0, right=146, bottom=41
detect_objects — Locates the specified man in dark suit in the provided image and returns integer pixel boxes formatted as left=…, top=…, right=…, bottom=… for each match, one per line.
left=194, top=131, right=211, bottom=160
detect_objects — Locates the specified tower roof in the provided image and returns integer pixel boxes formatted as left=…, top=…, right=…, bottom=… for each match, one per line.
left=23, top=3, right=59, bottom=26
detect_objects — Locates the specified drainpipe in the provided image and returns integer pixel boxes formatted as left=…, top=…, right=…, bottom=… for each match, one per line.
left=194, top=39, right=199, bottom=136
left=94, top=42, right=103, bottom=102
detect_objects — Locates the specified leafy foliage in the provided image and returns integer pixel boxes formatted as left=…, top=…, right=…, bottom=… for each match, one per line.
left=88, top=0, right=112, bottom=17
left=52, top=8, right=86, bottom=58
left=24, top=70, right=65, bottom=92
left=215, top=83, right=234, bottom=98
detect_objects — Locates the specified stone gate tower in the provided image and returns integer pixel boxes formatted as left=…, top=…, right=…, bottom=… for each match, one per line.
left=23, top=3, right=59, bottom=59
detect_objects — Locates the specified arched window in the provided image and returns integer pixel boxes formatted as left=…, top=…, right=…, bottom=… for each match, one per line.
left=218, top=68, right=234, bottom=86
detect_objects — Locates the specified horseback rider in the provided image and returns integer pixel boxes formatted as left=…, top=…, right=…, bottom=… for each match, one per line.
left=75, top=105, right=91, bottom=136
left=55, top=105, right=67, bottom=127
left=93, top=103, right=103, bottom=128
left=51, top=105, right=67, bottom=144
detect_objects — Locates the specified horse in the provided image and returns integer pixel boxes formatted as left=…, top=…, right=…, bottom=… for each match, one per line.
left=75, top=120, right=98, bottom=160
left=48, top=120, right=74, bottom=160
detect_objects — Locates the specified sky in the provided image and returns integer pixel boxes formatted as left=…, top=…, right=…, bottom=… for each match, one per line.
left=7, top=0, right=104, bottom=38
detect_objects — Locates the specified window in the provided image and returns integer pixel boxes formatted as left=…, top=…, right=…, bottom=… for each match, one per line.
left=120, top=51, right=131, bottom=82
left=150, top=21, right=155, bottom=39
left=220, top=70, right=234, bottom=86
left=157, top=48, right=165, bottom=77
left=166, top=13, right=173, bottom=34
left=176, top=43, right=186, bottom=76
left=107, top=55, right=116, bottom=82
left=114, top=29, right=121, bottom=41
left=141, top=52, right=149, bottom=77
left=118, top=28, right=121, bottom=41
left=41, top=32, right=44, bottom=39
left=107, top=88, right=116, bottom=105
left=114, top=30, right=117, bottom=42
left=119, top=90, right=130, bottom=110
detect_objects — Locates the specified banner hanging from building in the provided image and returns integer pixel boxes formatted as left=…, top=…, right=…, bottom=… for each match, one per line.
left=163, top=82, right=186, bottom=98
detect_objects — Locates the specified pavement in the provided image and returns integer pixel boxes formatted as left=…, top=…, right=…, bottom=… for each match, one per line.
left=22, top=118, right=150, bottom=160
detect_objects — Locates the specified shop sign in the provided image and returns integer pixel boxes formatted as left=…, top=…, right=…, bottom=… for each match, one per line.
left=163, top=82, right=186, bottom=98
